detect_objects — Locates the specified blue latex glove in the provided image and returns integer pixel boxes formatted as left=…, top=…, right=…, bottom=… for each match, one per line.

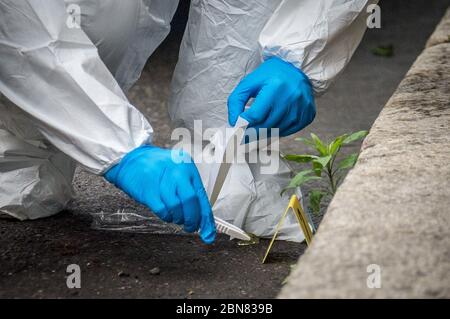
left=104, top=145, right=216, bottom=244
left=228, top=56, right=316, bottom=137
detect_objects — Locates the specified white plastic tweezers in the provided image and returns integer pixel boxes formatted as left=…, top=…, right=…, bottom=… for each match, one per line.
left=214, top=216, right=251, bottom=241
left=207, top=117, right=251, bottom=241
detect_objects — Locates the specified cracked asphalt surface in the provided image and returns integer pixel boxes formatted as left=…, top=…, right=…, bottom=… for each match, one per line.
left=1, top=0, right=448, bottom=298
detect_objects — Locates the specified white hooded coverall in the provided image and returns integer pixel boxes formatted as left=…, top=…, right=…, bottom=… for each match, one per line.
left=0, top=0, right=377, bottom=241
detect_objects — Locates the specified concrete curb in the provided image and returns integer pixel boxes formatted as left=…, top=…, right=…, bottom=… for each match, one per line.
left=427, top=8, right=450, bottom=47
left=279, top=8, right=450, bottom=298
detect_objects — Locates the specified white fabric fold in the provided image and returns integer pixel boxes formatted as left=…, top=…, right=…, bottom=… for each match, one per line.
left=259, top=0, right=379, bottom=95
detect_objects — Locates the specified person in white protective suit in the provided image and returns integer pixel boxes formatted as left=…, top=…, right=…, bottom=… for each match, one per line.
left=0, top=0, right=378, bottom=244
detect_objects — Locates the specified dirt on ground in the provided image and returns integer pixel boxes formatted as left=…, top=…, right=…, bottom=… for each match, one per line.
left=0, top=209, right=304, bottom=298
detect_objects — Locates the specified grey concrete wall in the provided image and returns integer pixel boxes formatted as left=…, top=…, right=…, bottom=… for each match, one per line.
left=279, top=8, right=450, bottom=298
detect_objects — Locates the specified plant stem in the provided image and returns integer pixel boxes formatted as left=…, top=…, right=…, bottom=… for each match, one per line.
left=328, top=168, right=336, bottom=195
left=326, top=162, right=337, bottom=195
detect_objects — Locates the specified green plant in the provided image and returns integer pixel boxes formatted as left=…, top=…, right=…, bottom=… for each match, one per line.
left=282, top=130, right=368, bottom=214
left=371, top=44, right=394, bottom=57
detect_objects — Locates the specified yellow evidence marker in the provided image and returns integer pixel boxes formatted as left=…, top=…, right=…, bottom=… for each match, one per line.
left=262, top=195, right=314, bottom=264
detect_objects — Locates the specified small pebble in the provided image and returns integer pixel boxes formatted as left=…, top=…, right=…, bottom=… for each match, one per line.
left=150, top=267, right=160, bottom=275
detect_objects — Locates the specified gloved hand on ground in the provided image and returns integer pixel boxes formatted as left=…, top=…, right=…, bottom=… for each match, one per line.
left=104, top=145, right=216, bottom=244
left=228, top=56, right=316, bottom=137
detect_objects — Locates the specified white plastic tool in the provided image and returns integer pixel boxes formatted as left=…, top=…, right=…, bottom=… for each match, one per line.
left=208, top=117, right=251, bottom=241
left=207, top=117, right=249, bottom=204
left=214, top=216, right=251, bottom=241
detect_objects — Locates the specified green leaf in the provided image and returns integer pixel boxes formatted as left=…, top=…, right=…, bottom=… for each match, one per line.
left=285, top=170, right=321, bottom=190
left=371, top=44, right=394, bottom=57
left=328, top=134, right=347, bottom=156
left=284, top=154, right=318, bottom=163
left=280, top=170, right=321, bottom=196
left=311, top=155, right=332, bottom=177
left=343, top=130, right=368, bottom=145
left=312, top=161, right=323, bottom=177
left=313, top=155, right=332, bottom=168
left=309, top=190, right=326, bottom=214
left=310, top=133, right=328, bottom=156
left=338, top=153, right=358, bottom=170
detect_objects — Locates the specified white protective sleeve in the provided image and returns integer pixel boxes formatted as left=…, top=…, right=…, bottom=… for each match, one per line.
left=259, top=0, right=379, bottom=95
left=0, top=0, right=153, bottom=174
